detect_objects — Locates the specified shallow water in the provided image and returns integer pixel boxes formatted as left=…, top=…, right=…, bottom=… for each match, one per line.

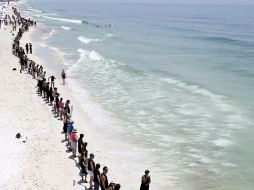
left=18, top=0, right=254, bottom=189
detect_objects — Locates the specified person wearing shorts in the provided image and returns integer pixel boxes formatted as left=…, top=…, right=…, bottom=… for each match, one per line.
left=70, top=129, right=78, bottom=157
left=67, top=120, right=74, bottom=148
left=79, top=152, right=88, bottom=183
left=88, top=153, right=95, bottom=189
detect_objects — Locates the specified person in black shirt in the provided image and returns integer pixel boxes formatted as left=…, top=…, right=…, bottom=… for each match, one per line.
left=29, top=43, right=32, bottom=54
left=25, top=43, right=29, bottom=54
left=140, top=170, right=151, bottom=190
left=100, top=166, right=109, bottom=190
left=48, top=75, right=56, bottom=88
left=78, top=134, right=84, bottom=158
left=93, top=163, right=101, bottom=190
left=49, top=87, right=54, bottom=106
left=46, top=83, right=50, bottom=103
left=63, top=117, right=68, bottom=141
left=88, top=153, right=95, bottom=189
left=55, top=93, right=60, bottom=116
left=79, top=152, right=88, bottom=183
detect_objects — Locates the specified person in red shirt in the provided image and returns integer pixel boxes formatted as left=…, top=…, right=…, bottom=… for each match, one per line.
left=70, top=129, right=78, bottom=157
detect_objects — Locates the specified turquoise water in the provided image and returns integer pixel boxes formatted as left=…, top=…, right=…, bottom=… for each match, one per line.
left=20, top=0, right=254, bottom=189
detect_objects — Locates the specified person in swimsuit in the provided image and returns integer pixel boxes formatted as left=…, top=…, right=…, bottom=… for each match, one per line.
left=100, top=166, right=109, bottom=190
left=61, top=69, right=66, bottom=85
left=140, top=170, right=151, bottom=190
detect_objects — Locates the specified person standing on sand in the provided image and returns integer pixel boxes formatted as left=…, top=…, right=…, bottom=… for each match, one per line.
left=67, top=120, right=74, bottom=148
left=54, top=93, right=60, bottom=116
left=82, top=142, right=88, bottom=158
left=63, top=117, right=68, bottom=141
left=93, top=163, right=101, bottom=190
left=140, top=170, right=151, bottom=190
left=70, top=129, right=78, bottom=157
left=78, top=134, right=84, bottom=158
left=59, top=98, right=65, bottom=120
left=48, top=75, right=56, bottom=88
left=49, top=87, right=54, bottom=106
left=88, top=153, right=95, bottom=189
left=25, top=43, right=29, bottom=54
left=29, top=43, right=32, bottom=54
left=64, top=99, right=71, bottom=119
left=100, top=166, right=109, bottom=190
left=61, top=69, right=66, bottom=85
left=79, top=152, right=88, bottom=183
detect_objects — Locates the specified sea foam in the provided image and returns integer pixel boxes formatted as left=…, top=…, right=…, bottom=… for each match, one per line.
left=106, top=33, right=114, bottom=38
left=77, top=48, right=104, bottom=61
left=78, top=36, right=104, bottom=44
left=42, top=15, right=83, bottom=24
left=61, top=26, right=71, bottom=30
left=28, top=8, right=43, bottom=13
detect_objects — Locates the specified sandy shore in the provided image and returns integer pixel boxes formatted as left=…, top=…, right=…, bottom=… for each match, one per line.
left=0, top=3, right=127, bottom=190
left=0, top=11, right=87, bottom=190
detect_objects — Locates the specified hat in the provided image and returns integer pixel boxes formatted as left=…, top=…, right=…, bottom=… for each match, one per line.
left=72, top=129, right=77, bottom=133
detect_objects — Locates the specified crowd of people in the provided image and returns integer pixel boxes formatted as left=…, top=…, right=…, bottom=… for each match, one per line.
left=4, top=4, right=151, bottom=190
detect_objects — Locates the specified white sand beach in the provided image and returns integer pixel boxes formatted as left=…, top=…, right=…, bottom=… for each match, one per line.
left=0, top=3, right=128, bottom=190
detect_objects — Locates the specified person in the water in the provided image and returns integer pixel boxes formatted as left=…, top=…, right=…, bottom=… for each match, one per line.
left=61, top=69, right=66, bottom=85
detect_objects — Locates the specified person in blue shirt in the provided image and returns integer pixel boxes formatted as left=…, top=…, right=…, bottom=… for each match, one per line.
left=67, top=120, right=74, bottom=149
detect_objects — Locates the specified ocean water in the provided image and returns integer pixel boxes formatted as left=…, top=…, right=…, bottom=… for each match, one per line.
left=19, top=0, right=254, bottom=189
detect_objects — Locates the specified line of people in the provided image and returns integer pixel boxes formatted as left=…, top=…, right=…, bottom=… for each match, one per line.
left=9, top=6, right=123, bottom=190
left=8, top=5, right=151, bottom=190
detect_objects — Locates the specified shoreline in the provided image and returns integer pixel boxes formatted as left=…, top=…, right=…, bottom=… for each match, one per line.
left=26, top=21, right=127, bottom=186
